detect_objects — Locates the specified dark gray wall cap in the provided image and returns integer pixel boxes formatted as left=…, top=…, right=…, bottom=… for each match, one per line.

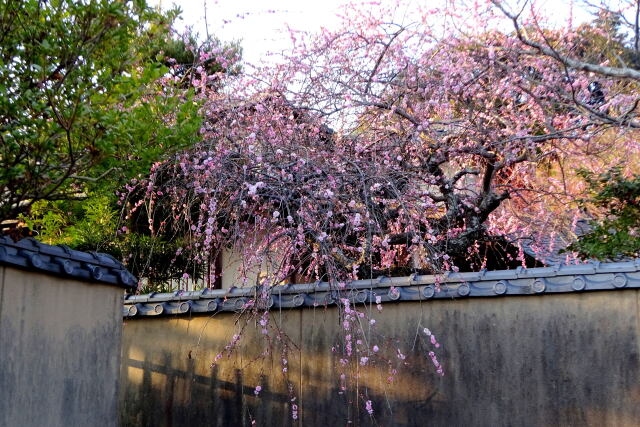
left=0, top=236, right=136, bottom=289
left=123, top=259, right=640, bottom=319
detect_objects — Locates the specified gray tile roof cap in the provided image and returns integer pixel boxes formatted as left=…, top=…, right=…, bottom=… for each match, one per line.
left=124, top=258, right=640, bottom=318
left=0, top=236, right=137, bottom=289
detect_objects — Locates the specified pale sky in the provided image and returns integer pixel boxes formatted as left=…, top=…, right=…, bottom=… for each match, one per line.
left=151, top=0, right=592, bottom=66
left=152, top=0, right=349, bottom=65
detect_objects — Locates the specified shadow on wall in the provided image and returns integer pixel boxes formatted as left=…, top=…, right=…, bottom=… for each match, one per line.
left=120, top=291, right=640, bottom=427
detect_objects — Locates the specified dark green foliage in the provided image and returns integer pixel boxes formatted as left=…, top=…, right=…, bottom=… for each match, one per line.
left=0, top=0, right=201, bottom=220
left=2, top=0, right=239, bottom=286
left=568, top=167, right=640, bottom=260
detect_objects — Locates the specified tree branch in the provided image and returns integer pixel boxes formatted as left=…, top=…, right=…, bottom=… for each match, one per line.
left=492, top=0, right=640, bottom=81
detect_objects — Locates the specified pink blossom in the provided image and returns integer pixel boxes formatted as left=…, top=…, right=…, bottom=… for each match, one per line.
left=365, top=400, right=374, bottom=415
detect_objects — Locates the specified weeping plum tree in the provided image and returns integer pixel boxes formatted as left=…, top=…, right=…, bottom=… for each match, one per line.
left=128, top=0, right=640, bottom=283
left=123, top=0, right=640, bottom=419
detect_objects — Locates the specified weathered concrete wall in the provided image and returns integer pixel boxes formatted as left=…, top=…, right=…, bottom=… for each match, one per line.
left=120, top=290, right=640, bottom=426
left=0, top=266, right=124, bottom=427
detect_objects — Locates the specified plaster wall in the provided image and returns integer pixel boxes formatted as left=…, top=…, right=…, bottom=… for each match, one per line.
left=120, top=289, right=640, bottom=426
left=220, top=247, right=283, bottom=290
left=0, top=266, right=124, bottom=427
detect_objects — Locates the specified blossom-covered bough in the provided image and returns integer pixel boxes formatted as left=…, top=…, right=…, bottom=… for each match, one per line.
left=124, top=0, right=640, bottom=420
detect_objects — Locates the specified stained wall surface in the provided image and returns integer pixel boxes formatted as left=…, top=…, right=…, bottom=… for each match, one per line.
left=0, top=266, right=124, bottom=427
left=120, top=289, right=640, bottom=426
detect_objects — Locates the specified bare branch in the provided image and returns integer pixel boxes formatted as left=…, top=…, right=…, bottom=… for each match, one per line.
left=492, top=0, right=640, bottom=80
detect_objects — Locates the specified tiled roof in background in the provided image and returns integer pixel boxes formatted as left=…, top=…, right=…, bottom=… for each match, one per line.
left=123, top=259, right=640, bottom=318
left=0, top=236, right=137, bottom=289
left=517, top=219, right=593, bottom=266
